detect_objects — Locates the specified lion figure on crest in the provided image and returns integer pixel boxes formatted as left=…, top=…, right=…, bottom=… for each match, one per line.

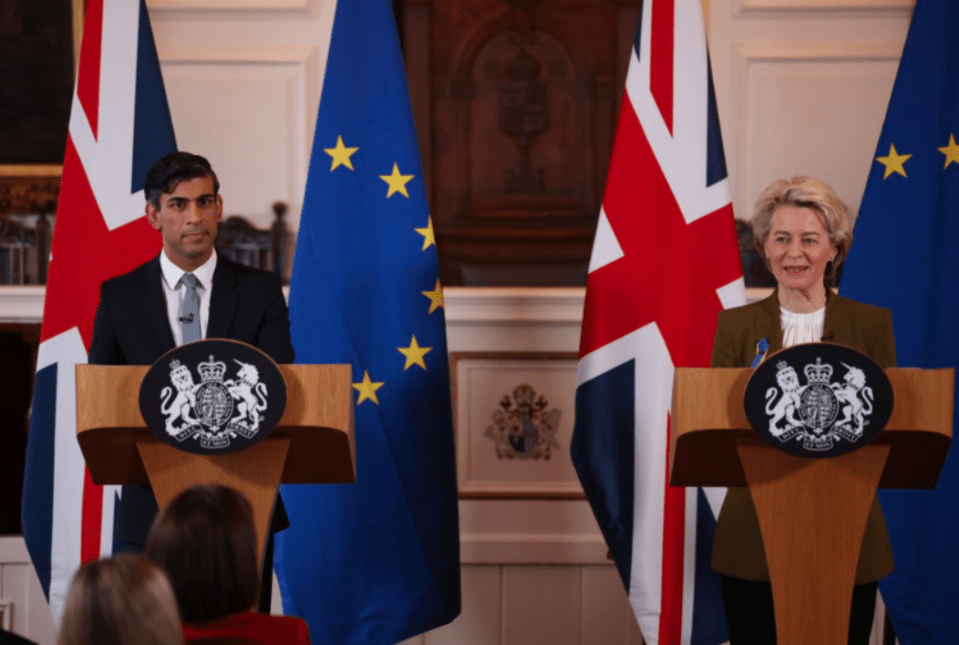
left=766, top=362, right=804, bottom=437
left=160, top=361, right=200, bottom=436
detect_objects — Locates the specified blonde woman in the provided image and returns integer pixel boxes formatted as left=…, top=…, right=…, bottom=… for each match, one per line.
left=711, top=176, right=895, bottom=644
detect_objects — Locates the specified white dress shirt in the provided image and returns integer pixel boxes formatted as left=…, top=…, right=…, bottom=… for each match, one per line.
left=158, top=251, right=217, bottom=346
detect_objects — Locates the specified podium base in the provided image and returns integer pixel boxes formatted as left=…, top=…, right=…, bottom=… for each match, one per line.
left=737, top=441, right=890, bottom=645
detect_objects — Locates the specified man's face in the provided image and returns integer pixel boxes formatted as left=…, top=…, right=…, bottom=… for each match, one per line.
left=146, top=175, right=222, bottom=271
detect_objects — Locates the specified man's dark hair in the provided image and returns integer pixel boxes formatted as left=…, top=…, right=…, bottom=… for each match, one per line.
left=144, top=484, right=258, bottom=623
left=145, top=152, right=220, bottom=208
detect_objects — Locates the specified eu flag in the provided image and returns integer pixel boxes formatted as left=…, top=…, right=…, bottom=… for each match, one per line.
left=274, top=0, right=461, bottom=642
left=840, top=1, right=959, bottom=642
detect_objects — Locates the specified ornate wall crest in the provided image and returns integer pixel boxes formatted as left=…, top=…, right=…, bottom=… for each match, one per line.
left=485, top=383, right=561, bottom=459
left=744, top=343, right=893, bottom=458
left=498, top=48, right=549, bottom=157
left=139, top=339, right=287, bottom=454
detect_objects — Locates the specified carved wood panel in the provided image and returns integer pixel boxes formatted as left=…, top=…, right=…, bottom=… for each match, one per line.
left=404, top=0, right=641, bottom=286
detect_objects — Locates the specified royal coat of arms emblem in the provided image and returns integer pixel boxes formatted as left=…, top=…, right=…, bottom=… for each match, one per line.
left=139, top=340, right=287, bottom=454
left=744, top=343, right=893, bottom=458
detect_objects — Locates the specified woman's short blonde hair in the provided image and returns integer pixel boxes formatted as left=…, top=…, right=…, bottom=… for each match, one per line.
left=58, top=554, right=183, bottom=645
left=752, top=176, right=853, bottom=279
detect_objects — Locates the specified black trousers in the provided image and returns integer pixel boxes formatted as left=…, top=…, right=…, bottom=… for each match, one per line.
left=721, top=576, right=878, bottom=645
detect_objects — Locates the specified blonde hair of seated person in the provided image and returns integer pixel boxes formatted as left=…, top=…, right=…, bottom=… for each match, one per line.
left=58, top=554, right=184, bottom=645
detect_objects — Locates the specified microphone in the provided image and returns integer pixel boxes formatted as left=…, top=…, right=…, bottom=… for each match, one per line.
left=178, top=313, right=195, bottom=324
left=821, top=332, right=834, bottom=342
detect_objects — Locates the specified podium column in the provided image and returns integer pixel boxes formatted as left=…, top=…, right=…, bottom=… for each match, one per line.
left=738, top=441, right=890, bottom=645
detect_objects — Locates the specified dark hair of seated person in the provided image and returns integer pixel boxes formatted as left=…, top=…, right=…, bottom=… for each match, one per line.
left=0, top=630, right=38, bottom=645
left=144, top=484, right=259, bottom=623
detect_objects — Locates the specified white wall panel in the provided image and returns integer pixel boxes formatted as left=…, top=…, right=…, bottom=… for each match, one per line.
left=150, top=0, right=313, bottom=12
left=400, top=563, right=636, bottom=645
left=581, top=565, right=644, bottom=645
left=149, top=0, right=336, bottom=230
left=160, top=49, right=312, bottom=228
left=454, top=355, right=580, bottom=497
left=733, top=0, right=912, bottom=15
left=709, top=0, right=911, bottom=226
left=734, top=44, right=901, bottom=220
left=0, top=538, right=56, bottom=644
left=443, top=287, right=584, bottom=353
left=459, top=498, right=606, bottom=564
left=503, top=566, right=582, bottom=645
left=422, top=565, right=503, bottom=645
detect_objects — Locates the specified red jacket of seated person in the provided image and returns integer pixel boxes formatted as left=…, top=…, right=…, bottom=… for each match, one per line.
left=183, top=611, right=310, bottom=645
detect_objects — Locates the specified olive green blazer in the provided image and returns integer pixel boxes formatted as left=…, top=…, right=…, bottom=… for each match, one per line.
left=709, top=289, right=896, bottom=583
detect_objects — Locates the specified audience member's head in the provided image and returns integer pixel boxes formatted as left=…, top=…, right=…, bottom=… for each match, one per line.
left=58, top=554, right=183, bottom=645
left=145, top=484, right=259, bottom=623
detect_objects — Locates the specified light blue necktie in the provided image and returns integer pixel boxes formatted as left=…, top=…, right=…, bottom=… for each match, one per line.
left=179, top=273, right=201, bottom=344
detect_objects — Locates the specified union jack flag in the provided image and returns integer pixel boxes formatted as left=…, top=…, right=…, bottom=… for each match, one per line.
left=571, top=1, right=744, bottom=643
left=21, top=0, right=175, bottom=621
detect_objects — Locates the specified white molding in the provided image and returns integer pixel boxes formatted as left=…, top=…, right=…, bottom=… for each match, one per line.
left=0, top=287, right=45, bottom=323
left=443, top=288, right=584, bottom=354
left=0, top=537, right=32, bottom=564
left=159, top=45, right=315, bottom=65
left=443, top=287, right=585, bottom=325
left=460, top=533, right=612, bottom=565
left=148, top=0, right=314, bottom=15
left=735, top=42, right=904, bottom=62
left=734, top=0, right=913, bottom=16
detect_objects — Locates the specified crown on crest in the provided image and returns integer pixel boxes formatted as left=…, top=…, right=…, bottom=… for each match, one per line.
left=198, top=355, right=227, bottom=382
left=169, top=359, right=191, bottom=380
left=804, top=358, right=833, bottom=384
left=512, top=384, right=536, bottom=406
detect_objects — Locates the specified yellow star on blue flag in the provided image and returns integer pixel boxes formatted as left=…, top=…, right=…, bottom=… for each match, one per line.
left=325, top=136, right=359, bottom=171
left=875, top=143, right=911, bottom=179
left=380, top=163, right=414, bottom=198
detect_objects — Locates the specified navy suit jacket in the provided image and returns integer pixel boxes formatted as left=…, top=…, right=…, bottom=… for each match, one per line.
left=89, top=253, right=294, bottom=545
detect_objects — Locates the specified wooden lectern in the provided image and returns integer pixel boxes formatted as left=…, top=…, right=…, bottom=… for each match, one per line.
left=671, top=367, right=953, bottom=645
left=75, top=363, right=354, bottom=567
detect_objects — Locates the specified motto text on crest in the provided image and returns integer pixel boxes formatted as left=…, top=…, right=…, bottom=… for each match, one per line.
left=764, top=358, right=876, bottom=451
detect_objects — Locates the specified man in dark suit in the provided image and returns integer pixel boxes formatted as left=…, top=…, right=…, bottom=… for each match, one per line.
left=88, top=152, right=294, bottom=604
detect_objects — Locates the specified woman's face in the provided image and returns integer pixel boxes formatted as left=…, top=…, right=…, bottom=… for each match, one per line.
left=763, top=205, right=838, bottom=294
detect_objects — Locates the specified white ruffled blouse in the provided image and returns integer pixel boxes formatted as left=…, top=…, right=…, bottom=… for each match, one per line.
left=780, top=306, right=826, bottom=348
